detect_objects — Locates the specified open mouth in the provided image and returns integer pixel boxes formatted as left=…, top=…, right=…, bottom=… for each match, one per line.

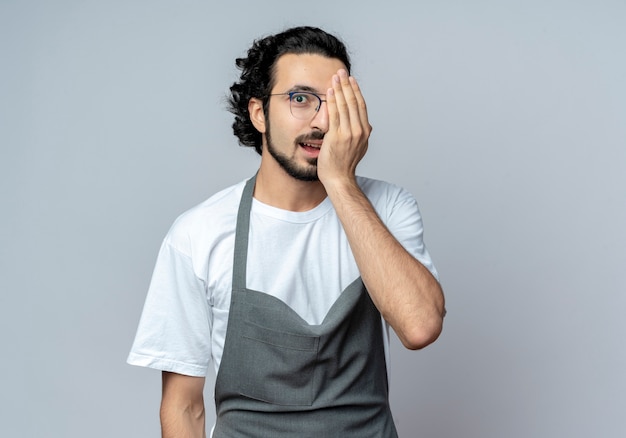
left=300, top=142, right=321, bottom=152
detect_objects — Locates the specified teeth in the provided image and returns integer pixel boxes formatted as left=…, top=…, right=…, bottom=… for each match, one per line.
left=302, top=143, right=320, bottom=148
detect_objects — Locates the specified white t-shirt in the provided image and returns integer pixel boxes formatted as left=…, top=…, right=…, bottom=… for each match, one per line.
left=127, top=176, right=438, bottom=377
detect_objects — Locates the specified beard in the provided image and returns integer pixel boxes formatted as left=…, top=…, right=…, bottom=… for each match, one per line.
left=265, top=121, right=323, bottom=182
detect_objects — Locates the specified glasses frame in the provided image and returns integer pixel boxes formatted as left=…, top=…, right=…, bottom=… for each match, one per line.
left=268, top=91, right=327, bottom=120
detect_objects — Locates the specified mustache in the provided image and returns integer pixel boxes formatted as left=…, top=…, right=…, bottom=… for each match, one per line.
left=295, top=131, right=325, bottom=144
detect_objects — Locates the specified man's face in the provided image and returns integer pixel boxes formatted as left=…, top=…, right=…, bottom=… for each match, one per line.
left=263, top=53, right=347, bottom=181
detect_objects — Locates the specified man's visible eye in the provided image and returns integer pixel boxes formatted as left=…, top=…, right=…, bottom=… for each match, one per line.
left=291, top=93, right=310, bottom=105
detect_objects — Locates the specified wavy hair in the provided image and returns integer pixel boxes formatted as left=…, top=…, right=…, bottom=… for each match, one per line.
left=228, top=26, right=351, bottom=154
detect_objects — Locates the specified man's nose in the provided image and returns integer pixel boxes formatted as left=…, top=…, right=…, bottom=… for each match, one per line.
left=310, top=101, right=329, bottom=133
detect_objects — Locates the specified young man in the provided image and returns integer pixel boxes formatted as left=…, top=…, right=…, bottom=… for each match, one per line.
left=128, top=26, right=445, bottom=437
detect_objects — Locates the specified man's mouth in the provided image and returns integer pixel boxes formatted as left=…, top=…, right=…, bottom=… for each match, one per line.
left=296, top=132, right=324, bottom=156
left=300, top=141, right=322, bottom=150
left=296, top=132, right=324, bottom=150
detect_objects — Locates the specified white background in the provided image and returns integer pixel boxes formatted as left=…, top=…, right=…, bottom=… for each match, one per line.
left=1, top=0, right=624, bottom=436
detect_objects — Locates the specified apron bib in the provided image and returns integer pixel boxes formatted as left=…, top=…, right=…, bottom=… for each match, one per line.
left=213, top=175, right=398, bottom=437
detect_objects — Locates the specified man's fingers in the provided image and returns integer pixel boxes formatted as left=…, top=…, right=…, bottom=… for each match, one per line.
left=326, top=69, right=372, bottom=149
left=318, top=70, right=371, bottom=181
left=326, top=86, right=339, bottom=131
left=332, top=72, right=352, bottom=131
left=349, top=76, right=372, bottom=135
left=338, top=70, right=362, bottom=134
left=336, top=70, right=371, bottom=139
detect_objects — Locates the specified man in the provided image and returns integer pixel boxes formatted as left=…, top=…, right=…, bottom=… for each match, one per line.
left=128, top=26, right=445, bottom=437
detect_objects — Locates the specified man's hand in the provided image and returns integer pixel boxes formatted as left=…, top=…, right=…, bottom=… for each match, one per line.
left=317, top=69, right=372, bottom=186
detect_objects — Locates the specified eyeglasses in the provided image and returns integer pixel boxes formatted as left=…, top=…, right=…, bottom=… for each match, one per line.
left=268, top=91, right=326, bottom=120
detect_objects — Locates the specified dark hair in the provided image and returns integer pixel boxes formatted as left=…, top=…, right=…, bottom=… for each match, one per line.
left=228, top=26, right=351, bottom=154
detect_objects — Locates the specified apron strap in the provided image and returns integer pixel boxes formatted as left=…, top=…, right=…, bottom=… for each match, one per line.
left=232, top=174, right=256, bottom=291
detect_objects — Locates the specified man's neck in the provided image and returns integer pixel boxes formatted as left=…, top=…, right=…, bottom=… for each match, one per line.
left=253, top=160, right=327, bottom=212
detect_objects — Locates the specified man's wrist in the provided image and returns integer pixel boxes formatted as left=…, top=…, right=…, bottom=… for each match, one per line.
left=321, top=174, right=359, bottom=198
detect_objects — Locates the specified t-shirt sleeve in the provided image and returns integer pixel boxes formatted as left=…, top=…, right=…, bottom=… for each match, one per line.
left=127, top=239, right=212, bottom=377
left=386, top=187, right=440, bottom=281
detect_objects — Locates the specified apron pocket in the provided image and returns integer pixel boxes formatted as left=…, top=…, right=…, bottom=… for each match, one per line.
left=239, top=320, right=319, bottom=406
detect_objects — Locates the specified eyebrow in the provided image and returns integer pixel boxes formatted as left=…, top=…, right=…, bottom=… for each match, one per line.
left=285, top=85, right=326, bottom=95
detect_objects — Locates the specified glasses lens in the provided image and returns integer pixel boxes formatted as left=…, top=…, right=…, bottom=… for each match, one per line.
left=289, top=92, right=320, bottom=120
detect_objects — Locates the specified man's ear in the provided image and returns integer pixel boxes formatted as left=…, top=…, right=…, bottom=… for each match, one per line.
left=248, top=98, right=266, bottom=134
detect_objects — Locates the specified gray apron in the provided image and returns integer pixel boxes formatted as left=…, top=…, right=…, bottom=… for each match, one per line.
left=213, top=175, right=398, bottom=437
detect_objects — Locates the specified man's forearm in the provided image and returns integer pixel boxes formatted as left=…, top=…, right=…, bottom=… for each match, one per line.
left=160, top=400, right=206, bottom=438
left=325, top=178, right=445, bottom=350
left=160, top=372, right=207, bottom=438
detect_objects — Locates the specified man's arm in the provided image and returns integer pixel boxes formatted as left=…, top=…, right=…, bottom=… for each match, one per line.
left=319, top=70, right=446, bottom=350
left=160, top=371, right=206, bottom=438
left=324, top=178, right=445, bottom=349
